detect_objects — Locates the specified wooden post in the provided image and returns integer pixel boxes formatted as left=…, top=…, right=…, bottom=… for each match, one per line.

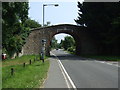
left=11, top=68, right=14, bottom=76
left=23, top=63, right=25, bottom=67
left=29, top=60, right=32, bottom=65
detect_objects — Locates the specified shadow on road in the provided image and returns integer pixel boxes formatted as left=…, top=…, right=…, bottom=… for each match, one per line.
left=50, top=54, right=93, bottom=61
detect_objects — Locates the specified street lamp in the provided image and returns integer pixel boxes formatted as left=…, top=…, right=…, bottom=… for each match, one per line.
left=40, top=4, right=59, bottom=62
left=43, top=4, right=59, bottom=27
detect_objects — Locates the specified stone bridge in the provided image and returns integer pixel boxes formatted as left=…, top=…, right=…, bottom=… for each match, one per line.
left=23, top=24, right=99, bottom=56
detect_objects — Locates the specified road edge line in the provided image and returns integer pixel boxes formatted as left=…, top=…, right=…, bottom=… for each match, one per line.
left=52, top=53, right=77, bottom=90
left=58, top=59, right=71, bottom=88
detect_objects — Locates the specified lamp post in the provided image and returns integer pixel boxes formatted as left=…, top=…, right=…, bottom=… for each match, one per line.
left=41, top=4, right=59, bottom=62
left=43, top=4, right=59, bottom=27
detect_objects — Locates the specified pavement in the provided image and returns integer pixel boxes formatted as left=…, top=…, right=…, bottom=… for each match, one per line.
left=43, top=54, right=68, bottom=88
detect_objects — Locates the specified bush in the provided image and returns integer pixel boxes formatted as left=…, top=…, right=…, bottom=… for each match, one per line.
left=67, top=47, right=75, bottom=53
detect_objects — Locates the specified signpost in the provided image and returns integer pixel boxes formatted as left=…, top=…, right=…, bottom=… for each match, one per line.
left=40, top=39, right=46, bottom=63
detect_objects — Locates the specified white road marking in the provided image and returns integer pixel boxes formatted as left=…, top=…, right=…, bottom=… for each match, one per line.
left=57, top=59, right=77, bottom=89
left=58, top=59, right=71, bottom=88
left=51, top=52, right=77, bottom=90
left=51, top=53, right=70, bottom=88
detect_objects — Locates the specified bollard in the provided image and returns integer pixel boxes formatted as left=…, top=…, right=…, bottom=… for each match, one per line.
left=40, top=52, right=44, bottom=63
left=29, top=60, right=32, bottom=65
left=11, top=68, right=14, bottom=76
left=23, top=63, right=26, bottom=67
left=42, top=59, right=44, bottom=63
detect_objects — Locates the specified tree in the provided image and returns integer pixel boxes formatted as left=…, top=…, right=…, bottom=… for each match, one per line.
left=44, top=21, right=51, bottom=27
left=60, top=36, right=75, bottom=51
left=51, top=37, right=58, bottom=49
left=2, top=2, right=29, bottom=57
left=75, top=2, right=120, bottom=55
left=24, top=18, right=41, bottom=29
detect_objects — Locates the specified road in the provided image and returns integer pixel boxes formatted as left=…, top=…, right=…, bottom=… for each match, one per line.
left=51, top=49, right=118, bottom=88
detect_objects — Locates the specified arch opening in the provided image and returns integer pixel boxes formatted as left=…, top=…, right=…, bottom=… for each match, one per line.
left=50, top=33, right=77, bottom=56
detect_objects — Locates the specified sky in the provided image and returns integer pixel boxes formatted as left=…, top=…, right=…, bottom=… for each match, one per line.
left=28, top=0, right=84, bottom=43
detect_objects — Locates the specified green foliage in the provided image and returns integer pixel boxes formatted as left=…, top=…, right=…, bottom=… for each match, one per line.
left=75, top=2, right=120, bottom=55
left=67, top=47, right=75, bottom=53
left=60, top=36, right=76, bottom=52
left=44, top=21, right=51, bottom=27
left=2, top=55, right=49, bottom=88
left=51, top=37, right=58, bottom=49
left=82, top=55, right=120, bottom=61
left=24, top=18, right=41, bottom=29
left=2, top=2, right=30, bottom=57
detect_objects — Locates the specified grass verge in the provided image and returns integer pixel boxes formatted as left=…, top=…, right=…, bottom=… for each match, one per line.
left=65, top=50, right=120, bottom=61
left=2, top=55, right=49, bottom=88
left=81, top=55, right=120, bottom=61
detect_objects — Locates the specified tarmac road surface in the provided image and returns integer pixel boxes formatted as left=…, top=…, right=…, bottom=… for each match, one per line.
left=51, top=49, right=118, bottom=88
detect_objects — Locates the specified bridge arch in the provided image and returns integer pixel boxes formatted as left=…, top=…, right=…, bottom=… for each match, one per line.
left=50, top=32, right=79, bottom=54
left=23, top=24, right=98, bottom=56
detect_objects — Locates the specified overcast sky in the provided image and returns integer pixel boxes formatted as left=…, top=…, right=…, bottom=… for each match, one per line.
left=28, top=0, right=84, bottom=43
